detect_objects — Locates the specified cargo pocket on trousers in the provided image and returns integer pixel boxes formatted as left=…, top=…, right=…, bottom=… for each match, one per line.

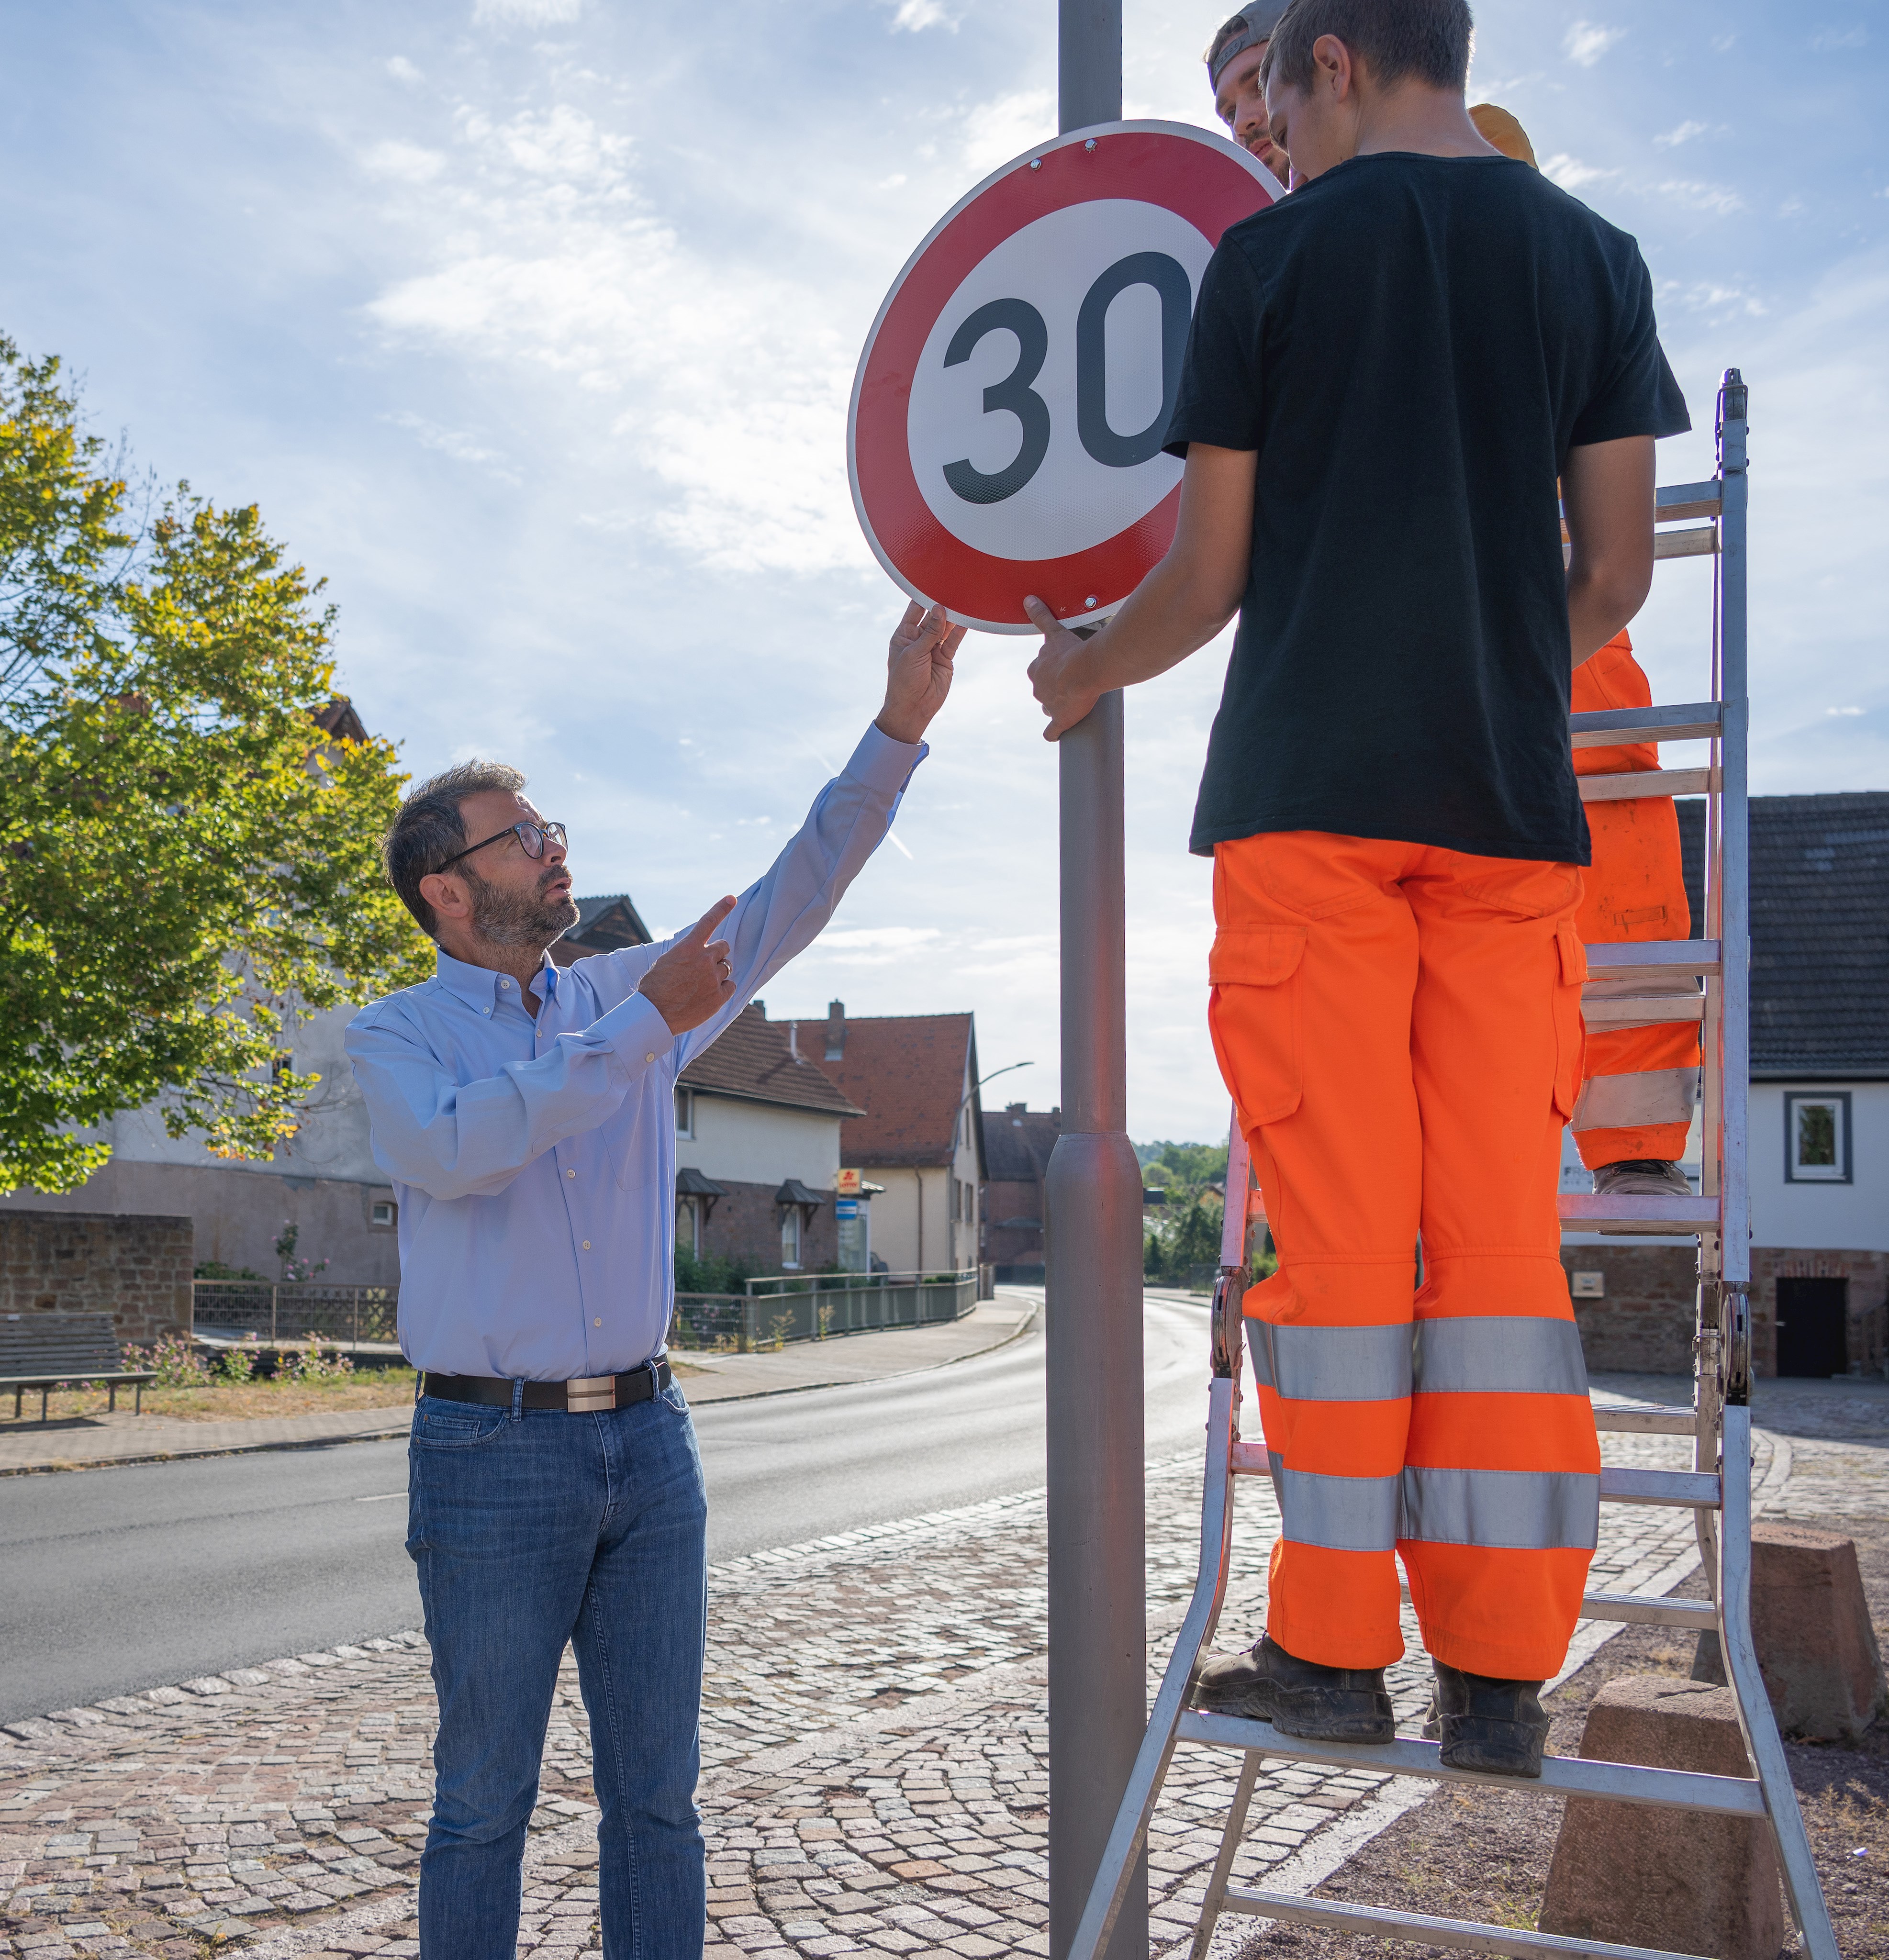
left=1552, top=924, right=1588, bottom=1120
left=1207, top=928, right=1307, bottom=1126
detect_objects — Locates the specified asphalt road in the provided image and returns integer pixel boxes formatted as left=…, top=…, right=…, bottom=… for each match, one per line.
left=0, top=1293, right=1213, bottom=1723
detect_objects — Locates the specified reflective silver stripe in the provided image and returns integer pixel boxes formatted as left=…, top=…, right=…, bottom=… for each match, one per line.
left=1246, top=1317, right=1412, bottom=1403
left=1398, top=1467, right=1600, bottom=1550
left=1573, top=1065, right=1699, bottom=1131
left=1412, top=1317, right=1590, bottom=1397
left=1275, top=1465, right=1402, bottom=1552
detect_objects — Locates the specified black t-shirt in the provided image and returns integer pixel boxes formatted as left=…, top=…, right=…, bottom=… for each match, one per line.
left=1164, top=152, right=1690, bottom=863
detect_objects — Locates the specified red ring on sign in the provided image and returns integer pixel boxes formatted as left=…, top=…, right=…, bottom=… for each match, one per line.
left=849, top=123, right=1278, bottom=634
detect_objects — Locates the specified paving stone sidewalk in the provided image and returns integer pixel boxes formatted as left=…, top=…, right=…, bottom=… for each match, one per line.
left=0, top=1383, right=1861, bottom=1960
left=0, top=1301, right=1039, bottom=1480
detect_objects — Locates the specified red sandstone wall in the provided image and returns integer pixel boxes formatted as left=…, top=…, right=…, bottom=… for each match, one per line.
left=0, top=1209, right=194, bottom=1343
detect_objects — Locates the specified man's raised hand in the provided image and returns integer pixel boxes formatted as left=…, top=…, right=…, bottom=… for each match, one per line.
left=876, top=601, right=965, bottom=746
left=639, top=896, right=738, bottom=1035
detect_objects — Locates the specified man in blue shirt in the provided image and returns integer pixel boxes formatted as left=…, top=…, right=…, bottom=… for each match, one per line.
left=347, top=602, right=961, bottom=1960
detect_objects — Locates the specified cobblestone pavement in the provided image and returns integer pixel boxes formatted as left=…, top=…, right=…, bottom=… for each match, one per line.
left=2, top=1380, right=1873, bottom=1960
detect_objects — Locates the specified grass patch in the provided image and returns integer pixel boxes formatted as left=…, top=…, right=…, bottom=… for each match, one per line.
left=1, top=1370, right=418, bottom=1425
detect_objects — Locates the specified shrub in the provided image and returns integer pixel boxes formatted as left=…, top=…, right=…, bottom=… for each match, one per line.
left=280, top=1335, right=354, bottom=1381
left=126, top=1332, right=212, bottom=1388
left=217, top=1332, right=262, bottom=1382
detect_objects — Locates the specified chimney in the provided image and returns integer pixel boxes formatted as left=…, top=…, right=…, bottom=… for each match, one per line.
left=789, top=1021, right=800, bottom=1061
left=825, top=999, right=846, bottom=1061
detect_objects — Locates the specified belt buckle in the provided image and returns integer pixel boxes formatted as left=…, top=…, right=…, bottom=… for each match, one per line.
left=566, top=1375, right=616, bottom=1412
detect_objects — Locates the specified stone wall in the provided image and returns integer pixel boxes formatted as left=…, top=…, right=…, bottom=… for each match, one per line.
left=0, top=1209, right=194, bottom=1344
left=1560, top=1243, right=1889, bottom=1379
left=693, top=1178, right=837, bottom=1276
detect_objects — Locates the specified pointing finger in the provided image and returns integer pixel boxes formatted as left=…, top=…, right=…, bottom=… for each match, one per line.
left=683, top=895, right=738, bottom=947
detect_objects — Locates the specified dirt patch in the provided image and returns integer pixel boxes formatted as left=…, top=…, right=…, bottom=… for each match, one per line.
left=0, top=1372, right=417, bottom=1425
left=1230, top=1514, right=1889, bottom=1957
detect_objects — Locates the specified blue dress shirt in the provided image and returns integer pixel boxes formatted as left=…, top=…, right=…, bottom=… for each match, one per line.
left=345, top=724, right=925, bottom=1380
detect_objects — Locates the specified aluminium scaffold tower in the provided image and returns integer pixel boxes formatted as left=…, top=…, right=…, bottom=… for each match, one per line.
left=1070, top=371, right=1841, bottom=1960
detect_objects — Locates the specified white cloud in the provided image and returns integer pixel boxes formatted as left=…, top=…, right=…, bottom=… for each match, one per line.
left=1827, top=706, right=1865, bottom=716
left=473, top=0, right=581, bottom=23
left=359, top=138, right=446, bottom=183
left=1540, top=153, right=1618, bottom=192
left=386, top=56, right=423, bottom=85
left=384, top=411, right=520, bottom=482
left=891, top=0, right=957, bottom=29
left=1563, top=21, right=1625, bottom=67
left=1655, top=120, right=1709, bottom=147
left=1810, top=25, right=1867, bottom=52
left=961, top=89, right=1053, bottom=178
left=1656, top=178, right=1745, bottom=216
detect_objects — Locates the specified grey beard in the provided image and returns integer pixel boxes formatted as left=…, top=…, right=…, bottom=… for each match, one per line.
left=462, top=865, right=581, bottom=949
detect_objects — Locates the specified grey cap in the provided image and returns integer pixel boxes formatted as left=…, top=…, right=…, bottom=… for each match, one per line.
left=1205, top=1, right=1288, bottom=87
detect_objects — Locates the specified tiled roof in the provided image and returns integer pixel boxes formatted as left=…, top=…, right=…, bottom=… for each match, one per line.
left=559, top=892, right=653, bottom=956
left=681, top=1006, right=863, bottom=1117
left=1675, top=794, right=1888, bottom=1078
left=311, top=696, right=367, bottom=743
left=983, top=1105, right=1060, bottom=1183
left=807, top=1013, right=982, bottom=1170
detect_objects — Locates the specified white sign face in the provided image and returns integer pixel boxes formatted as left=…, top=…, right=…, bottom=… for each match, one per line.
left=850, top=122, right=1281, bottom=634
left=907, top=199, right=1214, bottom=564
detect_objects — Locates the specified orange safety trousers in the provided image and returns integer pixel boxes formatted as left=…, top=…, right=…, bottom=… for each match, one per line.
left=1572, top=631, right=1701, bottom=1169
left=1209, top=832, right=1600, bottom=1681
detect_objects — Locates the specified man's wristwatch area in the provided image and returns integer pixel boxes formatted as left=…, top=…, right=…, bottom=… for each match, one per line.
left=418, top=1358, right=672, bottom=1413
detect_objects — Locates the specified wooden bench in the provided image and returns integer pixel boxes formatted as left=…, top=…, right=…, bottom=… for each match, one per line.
left=0, top=1312, right=158, bottom=1421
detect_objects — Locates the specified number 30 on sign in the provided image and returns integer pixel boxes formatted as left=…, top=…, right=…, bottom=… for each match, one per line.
left=848, top=122, right=1280, bottom=635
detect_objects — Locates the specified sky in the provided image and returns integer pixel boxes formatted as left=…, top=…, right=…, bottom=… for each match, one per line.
left=4, top=0, right=1884, bottom=1145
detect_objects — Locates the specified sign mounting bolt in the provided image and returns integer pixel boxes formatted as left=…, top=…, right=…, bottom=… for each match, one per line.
left=1085, top=595, right=1098, bottom=608
left=1085, top=139, right=1096, bottom=152
left=1029, top=158, right=1042, bottom=170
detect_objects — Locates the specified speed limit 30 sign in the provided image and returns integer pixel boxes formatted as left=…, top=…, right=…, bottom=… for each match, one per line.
left=849, top=122, right=1280, bottom=634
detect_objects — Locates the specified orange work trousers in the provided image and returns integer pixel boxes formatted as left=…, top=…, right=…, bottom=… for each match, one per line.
left=1572, top=631, right=1701, bottom=1169
left=1210, top=832, right=1600, bottom=1681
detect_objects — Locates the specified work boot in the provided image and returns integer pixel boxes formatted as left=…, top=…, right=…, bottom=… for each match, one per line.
left=1193, top=1635, right=1394, bottom=1743
left=1591, top=1158, right=1692, bottom=1199
left=1429, top=1661, right=1550, bottom=1776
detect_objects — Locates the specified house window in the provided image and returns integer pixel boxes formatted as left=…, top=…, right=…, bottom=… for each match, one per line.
left=676, top=1088, right=695, bottom=1139
left=781, top=1208, right=802, bottom=1270
left=1785, top=1092, right=1852, bottom=1183
left=370, top=1200, right=397, bottom=1229
left=677, top=1196, right=701, bottom=1257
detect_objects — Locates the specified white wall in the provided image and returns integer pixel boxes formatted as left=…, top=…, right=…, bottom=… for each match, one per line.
left=679, top=1092, right=840, bottom=1192
left=849, top=1095, right=983, bottom=1277
left=1750, top=1081, right=1889, bottom=1252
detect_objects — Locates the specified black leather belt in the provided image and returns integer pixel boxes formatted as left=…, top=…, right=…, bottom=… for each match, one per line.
left=419, top=1359, right=671, bottom=1413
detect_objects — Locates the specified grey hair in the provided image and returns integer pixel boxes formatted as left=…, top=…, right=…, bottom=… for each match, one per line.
left=384, top=758, right=528, bottom=939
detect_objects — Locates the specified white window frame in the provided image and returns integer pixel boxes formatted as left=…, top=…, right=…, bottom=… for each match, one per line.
left=781, top=1207, right=802, bottom=1270
left=676, top=1195, right=702, bottom=1257
left=676, top=1087, right=695, bottom=1140
left=369, top=1199, right=397, bottom=1230
left=1784, top=1091, right=1852, bottom=1184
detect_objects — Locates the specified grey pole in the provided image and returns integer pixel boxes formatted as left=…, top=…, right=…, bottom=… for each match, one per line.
left=1046, top=9, right=1146, bottom=1958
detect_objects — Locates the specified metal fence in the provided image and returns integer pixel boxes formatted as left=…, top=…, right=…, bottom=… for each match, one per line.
left=192, top=1281, right=399, bottom=1349
left=670, top=1272, right=977, bottom=1353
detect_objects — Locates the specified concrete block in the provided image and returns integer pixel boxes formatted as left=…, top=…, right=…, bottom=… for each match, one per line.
left=1540, top=1675, right=1785, bottom=1959
left=1691, top=1521, right=1888, bottom=1741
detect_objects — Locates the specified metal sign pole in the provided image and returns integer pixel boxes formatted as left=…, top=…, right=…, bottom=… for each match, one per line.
left=1046, top=12, right=1146, bottom=1960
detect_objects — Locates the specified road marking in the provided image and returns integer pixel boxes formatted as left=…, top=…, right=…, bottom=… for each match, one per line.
left=355, top=1493, right=405, bottom=1503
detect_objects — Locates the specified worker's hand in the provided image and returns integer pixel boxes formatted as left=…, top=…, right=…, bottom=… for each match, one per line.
left=639, top=896, right=738, bottom=1035
left=876, top=601, right=965, bottom=745
left=1024, top=596, right=1104, bottom=740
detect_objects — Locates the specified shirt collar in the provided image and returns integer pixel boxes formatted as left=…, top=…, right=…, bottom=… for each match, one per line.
left=434, top=947, right=557, bottom=1013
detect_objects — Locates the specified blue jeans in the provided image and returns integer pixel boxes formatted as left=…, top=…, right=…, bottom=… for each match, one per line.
left=406, top=1380, right=707, bottom=1960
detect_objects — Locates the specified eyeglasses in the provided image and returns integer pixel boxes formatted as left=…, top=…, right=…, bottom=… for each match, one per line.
left=433, top=820, right=569, bottom=875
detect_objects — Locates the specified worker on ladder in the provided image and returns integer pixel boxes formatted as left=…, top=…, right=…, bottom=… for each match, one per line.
left=1026, top=0, right=1690, bottom=1778
left=1467, top=103, right=1704, bottom=1207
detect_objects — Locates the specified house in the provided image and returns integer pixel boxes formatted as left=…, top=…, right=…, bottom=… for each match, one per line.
left=551, top=893, right=653, bottom=965
left=673, top=1003, right=861, bottom=1272
left=1565, top=793, right=1889, bottom=1378
left=981, top=1102, right=1061, bottom=1283
left=805, top=1002, right=987, bottom=1276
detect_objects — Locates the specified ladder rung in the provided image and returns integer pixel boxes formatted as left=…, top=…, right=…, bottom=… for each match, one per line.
left=1581, top=993, right=1704, bottom=1028
left=1219, top=1886, right=1717, bottom=1960
left=1582, top=1591, right=1718, bottom=1628
left=1176, top=1710, right=1765, bottom=1815
left=1570, top=702, right=1720, bottom=748
left=1578, top=766, right=1717, bottom=804
left=1231, top=1439, right=1270, bottom=1477
left=1654, top=524, right=1717, bottom=560
left=1592, top=1407, right=1697, bottom=1435
left=1583, top=939, right=1721, bottom=978
left=1560, top=1193, right=1720, bottom=1235
left=1600, top=1465, right=1721, bottom=1508
left=1656, top=478, right=1722, bottom=522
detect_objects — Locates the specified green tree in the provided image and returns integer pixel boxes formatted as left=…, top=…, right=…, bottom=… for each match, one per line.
left=0, top=337, right=431, bottom=1193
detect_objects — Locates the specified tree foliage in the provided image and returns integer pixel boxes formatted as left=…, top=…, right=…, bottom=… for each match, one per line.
left=0, top=336, right=432, bottom=1193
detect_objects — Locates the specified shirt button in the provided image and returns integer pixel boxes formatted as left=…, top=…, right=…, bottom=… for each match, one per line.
left=646, top=1052, right=656, bottom=1063
left=582, top=1240, right=592, bottom=1250
left=500, top=979, right=510, bottom=990
left=567, top=1169, right=576, bottom=1179
left=594, top=1318, right=602, bottom=1327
